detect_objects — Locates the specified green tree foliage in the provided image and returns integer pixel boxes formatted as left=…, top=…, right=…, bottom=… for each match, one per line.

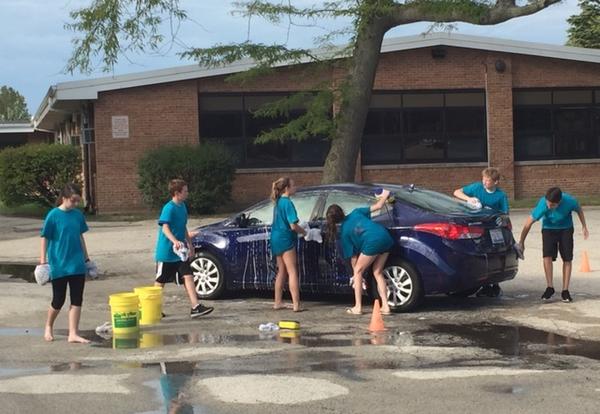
left=137, top=143, right=236, bottom=213
left=567, top=0, right=600, bottom=49
left=0, top=86, right=30, bottom=121
left=0, top=144, right=81, bottom=207
left=66, top=0, right=561, bottom=183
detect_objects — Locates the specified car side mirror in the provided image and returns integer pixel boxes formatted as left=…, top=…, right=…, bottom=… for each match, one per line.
left=234, top=213, right=249, bottom=228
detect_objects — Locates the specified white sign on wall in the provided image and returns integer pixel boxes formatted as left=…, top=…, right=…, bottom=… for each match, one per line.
left=111, top=116, right=129, bottom=139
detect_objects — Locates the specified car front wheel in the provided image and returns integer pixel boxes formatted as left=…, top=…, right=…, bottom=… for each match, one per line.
left=190, top=251, right=225, bottom=299
left=382, top=259, right=423, bottom=312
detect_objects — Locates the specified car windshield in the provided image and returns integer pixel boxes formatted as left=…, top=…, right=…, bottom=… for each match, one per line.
left=232, top=193, right=320, bottom=226
left=393, top=187, right=494, bottom=215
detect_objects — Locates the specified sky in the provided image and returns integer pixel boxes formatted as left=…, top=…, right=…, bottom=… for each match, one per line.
left=0, top=0, right=581, bottom=119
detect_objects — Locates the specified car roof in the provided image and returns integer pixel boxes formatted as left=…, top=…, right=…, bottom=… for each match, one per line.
left=296, top=183, right=412, bottom=195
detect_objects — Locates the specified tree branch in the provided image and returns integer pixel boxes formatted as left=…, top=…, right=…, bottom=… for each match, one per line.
left=387, top=0, right=562, bottom=27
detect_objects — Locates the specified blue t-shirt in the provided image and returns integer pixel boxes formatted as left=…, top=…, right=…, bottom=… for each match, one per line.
left=270, top=196, right=299, bottom=256
left=155, top=200, right=188, bottom=262
left=531, top=193, right=580, bottom=229
left=40, top=208, right=88, bottom=279
left=462, top=182, right=509, bottom=213
left=340, top=207, right=393, bottom=259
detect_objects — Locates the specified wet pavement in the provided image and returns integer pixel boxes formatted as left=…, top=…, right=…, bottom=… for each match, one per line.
left=0, top=263, right=35, bottom=283
left=2, top=317, right=600, bottom=413
left=1, top=211, right=600, bottom=413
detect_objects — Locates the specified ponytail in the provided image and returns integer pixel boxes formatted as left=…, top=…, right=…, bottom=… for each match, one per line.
left=271, top=177, right=291, bottom=203
left=325, top=204, right=345, bottom=242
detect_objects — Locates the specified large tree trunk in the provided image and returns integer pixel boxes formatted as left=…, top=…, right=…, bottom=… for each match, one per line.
left=321, top=17, right=387, bottom=184
left=320, top=0, right=561, bottom=184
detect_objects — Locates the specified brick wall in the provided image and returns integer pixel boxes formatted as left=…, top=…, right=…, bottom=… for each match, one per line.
left=485, top=54, right=515, bottom=198
left=362, top=165, right=486, bottom=196
left=515, top=163, right=600, bottom=199
left=91, top=46, right=600, bottom=212
left=94, top=81, right=199, bottom=212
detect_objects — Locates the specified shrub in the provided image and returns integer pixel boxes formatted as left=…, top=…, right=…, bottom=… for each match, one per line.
left=0, top=144, right=81, bottom=207
left=138, top=143, right=235, bottom=214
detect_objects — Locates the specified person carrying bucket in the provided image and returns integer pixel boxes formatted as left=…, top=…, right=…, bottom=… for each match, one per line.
left=39, top=184, right=91, bottom=343
left=154, top=179, right=213, bottom=318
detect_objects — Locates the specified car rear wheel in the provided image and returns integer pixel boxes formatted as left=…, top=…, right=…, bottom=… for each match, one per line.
left=382, top=259, right=423, bottom=312
left=190, top=251, right=225, bottom=299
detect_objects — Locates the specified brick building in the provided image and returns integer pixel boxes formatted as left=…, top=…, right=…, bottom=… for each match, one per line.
left=33, top=33, right=600, bottom=213
left=0, top=122, right=52, bottom=150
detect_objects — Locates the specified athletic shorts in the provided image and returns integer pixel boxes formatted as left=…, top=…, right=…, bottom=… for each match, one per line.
left=155, top=261, right=193, bottom=285
left=542, top=228, right=574, bottom=262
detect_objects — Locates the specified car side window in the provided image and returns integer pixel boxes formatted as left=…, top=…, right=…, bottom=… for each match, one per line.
left=290, top=193, right=320, bottom=223
left=245, top=193, right=320, bottom=226
left=246, top=202, right=273, bottom=226
left=324, top=191, right=386, bottom=218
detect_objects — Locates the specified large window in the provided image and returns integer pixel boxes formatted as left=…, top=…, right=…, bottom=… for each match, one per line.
left=362, top=91, right=487, bottom=165
left=200, top=94, right=329, bottom=168
left=514, top=89, right=600, bottom=161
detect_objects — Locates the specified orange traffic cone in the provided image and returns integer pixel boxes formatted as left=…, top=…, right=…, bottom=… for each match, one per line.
left=368, top=299, right=387, bottom=332
left=579, top=250, right=592, bottom=273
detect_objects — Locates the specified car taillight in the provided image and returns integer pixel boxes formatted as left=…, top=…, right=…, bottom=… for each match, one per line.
left=413, top=223, right=484, bottom=240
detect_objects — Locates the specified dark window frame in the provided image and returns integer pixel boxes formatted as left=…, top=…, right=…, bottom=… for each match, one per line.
left=514, top=88, right=600, bottom=161
left=199, top=92, right=330, bottom=168
left=362, top=90, right=487, bottom=165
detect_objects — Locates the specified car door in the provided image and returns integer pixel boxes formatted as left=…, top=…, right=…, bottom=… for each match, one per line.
left=287, top=192, right=323, bottom=292
left=318, top=191, right=393, bottom=290
left=237, top=192, right=322, bottom=290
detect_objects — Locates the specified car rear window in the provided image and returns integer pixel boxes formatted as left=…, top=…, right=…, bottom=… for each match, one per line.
left=393, top=187, right=492, bottom=214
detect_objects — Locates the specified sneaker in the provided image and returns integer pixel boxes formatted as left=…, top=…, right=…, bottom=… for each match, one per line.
left=561, top=290, right=573, bottom=303
left=190, top=304, right=214, bottom=318
left=476, top=285, right=493, bottom=297
left=541, top=287, right=555, bottom=300
left=491, top=283, right=502, bottom=298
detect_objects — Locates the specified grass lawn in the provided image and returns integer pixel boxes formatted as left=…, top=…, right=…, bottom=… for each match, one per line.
left=0, top=201, right=51, bottom=218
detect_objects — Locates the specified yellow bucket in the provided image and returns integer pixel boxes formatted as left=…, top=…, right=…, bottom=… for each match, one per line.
left=109, top=292, right=140, bottom=334
left=133, top=286, right=163, bottom=326
left=140, top=332, right=163, bottom=349
left=112, top=332, right=140, bottom=349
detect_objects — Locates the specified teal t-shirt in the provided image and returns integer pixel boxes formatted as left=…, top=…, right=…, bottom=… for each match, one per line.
left=462, top=181, right=509, bottom=213
left=270, top=196, right=299, bottom=256
left=340, top=207, right=393, bottom=259
left=155, top=200, right=188, bottom=262
left=531, top=193, right=580, bottom=229
left=40, top=208, right=88, bottom=279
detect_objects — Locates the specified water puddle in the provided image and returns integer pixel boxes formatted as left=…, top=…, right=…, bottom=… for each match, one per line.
left=88, top=322, right=600, bottom=361
left=0, top=263, right=36, bottom=283
left=0, top=327, right=44, bottom=336
left=92, top=330, right=383, bottom=349
left=418, top=323, right=600, bottom=361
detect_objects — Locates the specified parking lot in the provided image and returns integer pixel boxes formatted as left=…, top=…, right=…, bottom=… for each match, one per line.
left=0, top=208, right=599, bottom=413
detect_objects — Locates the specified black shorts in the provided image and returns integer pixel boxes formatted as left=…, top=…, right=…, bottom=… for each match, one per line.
left=155, top=261, right=193, bottom=285
left=542, top=228, right=574, bottom=262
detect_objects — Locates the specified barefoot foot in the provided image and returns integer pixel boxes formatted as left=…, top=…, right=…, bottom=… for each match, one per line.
left=67, top=334, right=90, bottom=344
left=44, top=327, right=54, bottom=342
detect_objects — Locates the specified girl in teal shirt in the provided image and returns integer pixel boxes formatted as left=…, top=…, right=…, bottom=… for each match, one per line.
left=326, top=190, right=394, bottom=315
left=40, top=184, right=91, bottom=343
left=270, top=177, right=306, bottom=312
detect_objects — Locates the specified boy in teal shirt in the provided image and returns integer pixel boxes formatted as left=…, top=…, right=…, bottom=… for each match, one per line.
left=518, top=187, right=589, bottom=302
left=154, top=179, right=213, bottom=318
left=454, top=167, right=510, bottom=297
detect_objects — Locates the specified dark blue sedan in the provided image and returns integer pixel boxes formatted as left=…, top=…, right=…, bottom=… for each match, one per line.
left=190, top=183, right=518, bottom=312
